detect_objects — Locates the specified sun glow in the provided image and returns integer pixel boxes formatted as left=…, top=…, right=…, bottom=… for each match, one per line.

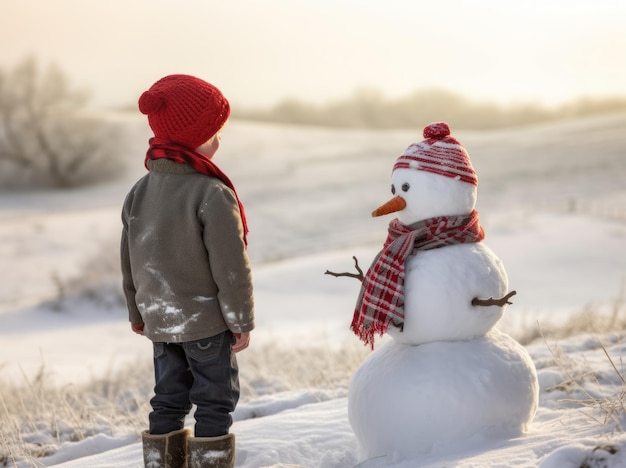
left=1, top=0, right=625, bottom=109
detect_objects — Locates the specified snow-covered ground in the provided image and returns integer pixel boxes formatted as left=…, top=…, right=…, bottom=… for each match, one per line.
left=1, top=113, right=625, bottom=467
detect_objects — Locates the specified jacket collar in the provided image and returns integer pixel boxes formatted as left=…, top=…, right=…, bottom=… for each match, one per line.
left=146, top=158, right=198, bottom=174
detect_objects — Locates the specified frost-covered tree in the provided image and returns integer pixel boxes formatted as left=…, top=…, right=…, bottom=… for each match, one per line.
left=0, top=57, right=125, bottom=188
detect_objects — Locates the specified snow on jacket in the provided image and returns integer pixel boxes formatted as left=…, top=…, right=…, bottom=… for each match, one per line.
left=120, top=158, right=254, bottom=343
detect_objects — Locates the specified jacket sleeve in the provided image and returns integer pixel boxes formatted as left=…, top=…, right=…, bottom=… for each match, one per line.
left=120, top=195, right=143, bottom=324
left=201, top=184, right=255, bottom=333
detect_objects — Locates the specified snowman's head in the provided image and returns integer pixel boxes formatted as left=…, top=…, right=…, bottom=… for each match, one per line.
left=388, top=169, right=477, bottom=225
left=372, top=122, right=478, bottom=225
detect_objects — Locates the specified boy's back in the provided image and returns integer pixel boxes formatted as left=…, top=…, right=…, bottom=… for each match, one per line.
left=122, top=157, right=253, bottom=343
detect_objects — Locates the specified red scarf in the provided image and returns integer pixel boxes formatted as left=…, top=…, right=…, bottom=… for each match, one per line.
left=145, top=137, right=249, bottom=247
left=352, top=210, right=485, bottom=348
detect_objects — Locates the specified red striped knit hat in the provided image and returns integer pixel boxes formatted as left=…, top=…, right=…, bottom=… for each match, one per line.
left=138, top=74, right=230, bottom=150
left=393, top=122, right=477, bottom=186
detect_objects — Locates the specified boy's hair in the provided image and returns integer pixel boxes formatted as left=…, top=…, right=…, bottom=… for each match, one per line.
left=139, top=74, right=230, bottom=149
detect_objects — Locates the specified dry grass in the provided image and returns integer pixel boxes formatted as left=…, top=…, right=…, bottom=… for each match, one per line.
left=237, top=341, right=370, bottom=400
left=543, top=334, right=626, bottom=432
left=0, top=341, right=370, bottom=467
left=0, top=361, right=153, bottom=467
left=534, top=293, right=626, bottom=445
left=513, top=292, right=626, bottom=437
left=512, top=284, right=626, bottom=346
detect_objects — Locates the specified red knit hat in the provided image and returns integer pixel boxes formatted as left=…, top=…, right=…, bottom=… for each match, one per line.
left=138, top=74, right=230, bottom=149
left=393, top=122, right=478, bottom=186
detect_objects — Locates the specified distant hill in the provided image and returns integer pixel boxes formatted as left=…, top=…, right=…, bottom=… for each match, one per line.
left=233, top=88, right=626, bottom=130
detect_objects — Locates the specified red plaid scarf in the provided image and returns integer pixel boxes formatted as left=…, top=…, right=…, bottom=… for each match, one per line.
left=145, top=137, right=249, bottom=247
left=352, top=209, right=485, bottom=348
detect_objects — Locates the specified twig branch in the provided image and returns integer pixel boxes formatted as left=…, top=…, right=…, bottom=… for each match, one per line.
left=324, top=256, right=364, bottom=282
left=472, top=290, right=517, bottom=307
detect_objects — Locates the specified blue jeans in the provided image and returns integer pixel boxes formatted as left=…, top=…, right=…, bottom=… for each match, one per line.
left=149, top=331, right=239, bottom=437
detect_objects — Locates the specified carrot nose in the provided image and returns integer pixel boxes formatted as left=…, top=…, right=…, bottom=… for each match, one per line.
left=372, top=195, right=407, bottom=217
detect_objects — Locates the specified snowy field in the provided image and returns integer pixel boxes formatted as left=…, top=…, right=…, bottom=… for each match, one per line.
left=1, top=113, right=625, bottom=467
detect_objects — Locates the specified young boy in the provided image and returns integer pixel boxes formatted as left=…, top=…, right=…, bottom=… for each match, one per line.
left=120, top=74, right=254, bottom=468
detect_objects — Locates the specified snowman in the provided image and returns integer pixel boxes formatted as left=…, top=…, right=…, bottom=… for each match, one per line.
left=346, top=122, right=539, bottom=464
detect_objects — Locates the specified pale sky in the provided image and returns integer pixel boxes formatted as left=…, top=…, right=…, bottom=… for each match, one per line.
left=1, top=0, right=625, bottom=110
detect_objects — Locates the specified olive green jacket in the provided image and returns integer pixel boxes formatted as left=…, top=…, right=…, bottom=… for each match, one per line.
left=120, top=158, right=254, bottom=343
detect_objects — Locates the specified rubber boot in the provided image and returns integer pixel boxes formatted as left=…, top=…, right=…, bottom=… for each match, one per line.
left=142, top=427, right=190, bottom=468
left=187, top=433, right=235, bottom=468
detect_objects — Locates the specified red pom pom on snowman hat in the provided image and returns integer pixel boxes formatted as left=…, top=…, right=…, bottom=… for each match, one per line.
left=423, top=121, right=451, bottom=140
left=394, top=122, right=477, bottom=186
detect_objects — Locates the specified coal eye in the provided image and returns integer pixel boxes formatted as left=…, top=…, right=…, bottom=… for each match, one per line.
left=391, top=184, right=396, bottom=195
left=401, top=183, right=410, bottom=192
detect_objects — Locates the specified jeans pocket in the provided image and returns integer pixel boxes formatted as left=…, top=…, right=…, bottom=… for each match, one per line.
left=153, top=342, right=165, bottom=359
left=184, top=334, right=224, bottom=363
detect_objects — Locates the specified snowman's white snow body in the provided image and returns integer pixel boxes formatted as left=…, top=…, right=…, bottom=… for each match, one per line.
left=387, top=169, right=507, bottom=345
left=348, top=137, right=539, bottom=462
left=349, top=330, right=538, bottom=460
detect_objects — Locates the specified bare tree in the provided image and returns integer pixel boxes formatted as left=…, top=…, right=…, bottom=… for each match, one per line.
left=0, top=57, right=126, bottom=188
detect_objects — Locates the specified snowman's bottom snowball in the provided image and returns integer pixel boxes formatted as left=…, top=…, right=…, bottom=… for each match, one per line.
left=348, top=329, right=538, bottom=461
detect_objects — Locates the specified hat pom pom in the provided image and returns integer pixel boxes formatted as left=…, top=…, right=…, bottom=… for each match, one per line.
left=423, top=122, right=451, bottom=140
left=138, top=91, right=165, bottom=115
